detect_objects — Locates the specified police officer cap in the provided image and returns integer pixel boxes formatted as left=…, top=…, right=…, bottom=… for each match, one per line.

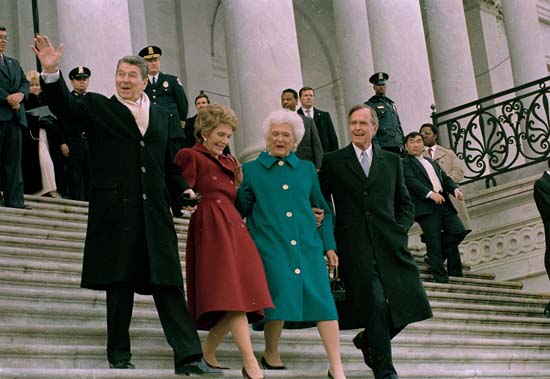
left=138, top=45, right=162, bottom=60
left=69, top=66, right=91, bottom=80
left=369, top=72, right=389, bottom=85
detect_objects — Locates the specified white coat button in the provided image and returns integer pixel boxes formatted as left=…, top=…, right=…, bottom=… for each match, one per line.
left=141, top=166, right=146, bottom=173
left=278, top=161, right=284, bottom=166
left=212, top=176, right=218, bottom=180
left=286, top=212, right=293, bottom=217
left=140, top=141, right=145, bottom=147
left=282, top=184, right=289, bottom=190
left=290, top=240, right=297, bottom=246
left=142, top=194, right=147, bottom=200
left=216, top=199, right=222, bottom=204
left=229, top=180, right=234, bottom=184
left=294, top=268, right=301, bottom=274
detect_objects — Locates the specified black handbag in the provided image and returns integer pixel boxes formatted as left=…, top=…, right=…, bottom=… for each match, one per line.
left=329, top=267, right=346, bottom=302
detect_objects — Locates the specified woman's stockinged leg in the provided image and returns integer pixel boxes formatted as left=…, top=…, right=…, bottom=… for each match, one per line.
left=203, top=314, right=231, bottom=367
left=263, top=320, right=285, bottom=366
left=226, top=311, right=263, bottom=379
left=317, top=320, right=346, bottom=379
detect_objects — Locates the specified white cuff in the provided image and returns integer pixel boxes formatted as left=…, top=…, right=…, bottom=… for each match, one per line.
left=40, top=70, right=61, bottom=83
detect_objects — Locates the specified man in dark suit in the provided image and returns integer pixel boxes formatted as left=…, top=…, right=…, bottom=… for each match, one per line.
left=365, top=72, right=405, bottom=155
left=281, top=88, right=323, bottom=169
left=58, top=66, right=91, bottom=201
left=403, top=131, right=467, bottom=283
left=534, top=159, right=550, bottom=316
left=319, top=104, right=432, bottom=379
left=0, top=26, right=28, bottom=208
left=33, top=35, right=220, bottom=376
left=138, top=46, right=188, bottom=128
left=298, top=86, right=339, bottom=152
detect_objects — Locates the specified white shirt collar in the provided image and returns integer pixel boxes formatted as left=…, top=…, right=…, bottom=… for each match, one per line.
left=148, top=73, right=159, bottom=83
left=352, top=143, right=373, bottom=161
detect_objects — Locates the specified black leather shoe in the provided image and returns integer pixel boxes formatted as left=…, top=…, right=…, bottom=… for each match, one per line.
left=109, top=360, right=135, bottom=369
left=544, top=301, right=550, bottom=317
left=260, top=356, right=286, bottom=370
left=175, top=359, right=223, bottom=375
left=352, top=331, right=374, bottom=369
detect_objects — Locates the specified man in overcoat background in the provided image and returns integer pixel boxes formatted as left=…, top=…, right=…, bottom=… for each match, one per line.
left=319, top=104, right=432, bottom=379
left=0, top=25, right=28, bottom=208
left=534, top=159, right=550, bottom=316
left=32, top=35, right=219, bottom=376
left=403, top=132, right=467, bottom=284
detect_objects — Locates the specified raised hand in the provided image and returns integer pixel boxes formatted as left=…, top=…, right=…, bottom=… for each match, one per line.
left=31, top=35, right=63, bottom=73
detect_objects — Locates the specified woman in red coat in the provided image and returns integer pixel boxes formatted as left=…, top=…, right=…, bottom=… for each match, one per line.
left=175, top=104, right=273, bottom=379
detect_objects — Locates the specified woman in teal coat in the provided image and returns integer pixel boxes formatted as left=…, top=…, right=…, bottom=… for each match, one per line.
left=236, top=109, right=346, bottom=379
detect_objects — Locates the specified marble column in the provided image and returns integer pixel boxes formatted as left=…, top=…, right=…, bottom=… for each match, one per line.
left=222, top=0, right=303, bottom=161
left=421, top=0, right=478, bottom=147
left=332, top=0, right=373, bottom=114
left=501, top=0, right=547, bottom=87
left=365, top=0, right=435, bottom=134
left=56, top=0, right=133, bottom=95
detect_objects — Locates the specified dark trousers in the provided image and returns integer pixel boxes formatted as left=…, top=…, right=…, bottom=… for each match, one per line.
left=0, top=120, right=24, bottom=208
left=417, top=204, right=466, bottom=282
left=106, top=286, right=202, bottom=367
left=360, top=270, right=401, bottom=379
left=66, top=157, right=89, bottom=201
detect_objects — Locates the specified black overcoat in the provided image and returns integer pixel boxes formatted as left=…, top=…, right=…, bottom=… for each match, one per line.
left=42, top=73, right=188, bottom=291
left=319, top=143, right=432, bottom=329
left=534, top=171, right=550, bottom=276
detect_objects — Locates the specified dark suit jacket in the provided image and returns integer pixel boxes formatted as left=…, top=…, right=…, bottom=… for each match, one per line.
left=298, top=107, right=339, bottom=153
left=534, top=171, right=550, bottom=256
left=296, top=113, right=323, bottom=169
left=402, top=154, right=459, bottom=218
left=0, top=55, right=29, bottom=127
left=319, top=143, right=432, bottom=329
left=145, top=72, right=188, bottom=121
left=42, top=73, right=188, bottom=292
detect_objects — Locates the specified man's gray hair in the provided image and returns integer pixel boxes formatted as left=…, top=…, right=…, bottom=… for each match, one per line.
left=116, top=56, right=148, bottom=79
left=262, top=109, right=305, bottom=151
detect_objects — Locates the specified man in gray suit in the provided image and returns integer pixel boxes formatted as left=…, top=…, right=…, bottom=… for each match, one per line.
left=281, top=88, right=323, bottom=169
left=0, top=26, right=28, bottom=208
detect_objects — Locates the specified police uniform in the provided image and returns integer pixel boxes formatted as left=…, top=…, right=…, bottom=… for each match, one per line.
left=365, top=72, right=405, bottom=155
left=58, top=66, right=91, bottom=200
left=138, top=46, right=189, bottom=124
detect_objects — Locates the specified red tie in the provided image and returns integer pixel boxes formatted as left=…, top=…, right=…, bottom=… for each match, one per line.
left=428, top=147, right=433, bottom=159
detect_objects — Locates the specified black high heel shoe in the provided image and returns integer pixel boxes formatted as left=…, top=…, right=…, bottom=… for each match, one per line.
left=260, top=356, right=286, bottom=370
left=328, top=368, right=334, bottom=378
left=242, top=366, right=265, bottom=379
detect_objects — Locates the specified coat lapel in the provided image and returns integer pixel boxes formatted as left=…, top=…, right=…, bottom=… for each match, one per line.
left=109, top=96, right=143, bottom=139
left=342, top=144, right=367, bottom=184
left=364, top=144, right=386, bottom=189
left=410, top=155, right=431, bottom=183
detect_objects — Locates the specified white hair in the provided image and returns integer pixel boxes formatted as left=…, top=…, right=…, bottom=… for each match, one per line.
left=261, top=109, right=305, bottom=151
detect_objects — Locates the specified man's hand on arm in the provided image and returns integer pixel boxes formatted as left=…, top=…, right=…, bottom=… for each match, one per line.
left=429, top=191, right=445, bottom=204
left=454, top=189, right=464, bottom=201
left=312, top=207, right=324, bottom=227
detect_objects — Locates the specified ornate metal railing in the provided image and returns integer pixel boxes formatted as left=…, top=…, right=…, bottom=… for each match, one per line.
left=431, top=76, right=550, bottom=187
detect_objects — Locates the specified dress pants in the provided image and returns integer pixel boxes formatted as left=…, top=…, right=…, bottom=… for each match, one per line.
left=0, top=120, right=24, bottom=208
left=417, top=203, right=466, bottom=282
left=106, top=285, right=202, bottom=366
left=360, top=270, right=399, bottom=379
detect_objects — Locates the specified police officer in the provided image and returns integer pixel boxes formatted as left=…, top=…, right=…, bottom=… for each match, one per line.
left=365, top=72, right=405, bottom=155
left=138, top=46, right=188, bottom=128
left=58, top=66, right=91, bottom=200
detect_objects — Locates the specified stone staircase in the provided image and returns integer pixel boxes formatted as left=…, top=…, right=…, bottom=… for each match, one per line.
left=1, top=196, right=550, bottom=378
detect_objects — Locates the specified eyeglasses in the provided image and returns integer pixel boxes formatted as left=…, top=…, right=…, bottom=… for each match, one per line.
left=0, top=36, right=8, bottom=41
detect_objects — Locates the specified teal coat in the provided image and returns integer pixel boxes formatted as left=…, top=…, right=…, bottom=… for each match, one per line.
left=236, top=152, right=338, bottom=322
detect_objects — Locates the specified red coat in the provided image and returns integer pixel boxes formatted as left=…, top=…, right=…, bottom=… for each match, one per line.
left=175, top=144, right=273, bottom=330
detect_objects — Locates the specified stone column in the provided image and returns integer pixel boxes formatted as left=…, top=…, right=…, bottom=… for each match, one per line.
left=421, top=0, right=478, bottom=146
left=501, top=0, right=547, bottom=86
left=332, top=0, right=374, bottom=112
left=56, top=0, right=133, bottom=95
left=222, top=0, right=303, bottom=161
left=365, top=0, right=435, bottom=134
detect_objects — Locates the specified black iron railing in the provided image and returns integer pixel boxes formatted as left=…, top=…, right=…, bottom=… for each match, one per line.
left=431, top=76, right=550, bottom=187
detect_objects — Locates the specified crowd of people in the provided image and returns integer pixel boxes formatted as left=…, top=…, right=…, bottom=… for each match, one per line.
left=0, top=24, right=508, bottom=379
